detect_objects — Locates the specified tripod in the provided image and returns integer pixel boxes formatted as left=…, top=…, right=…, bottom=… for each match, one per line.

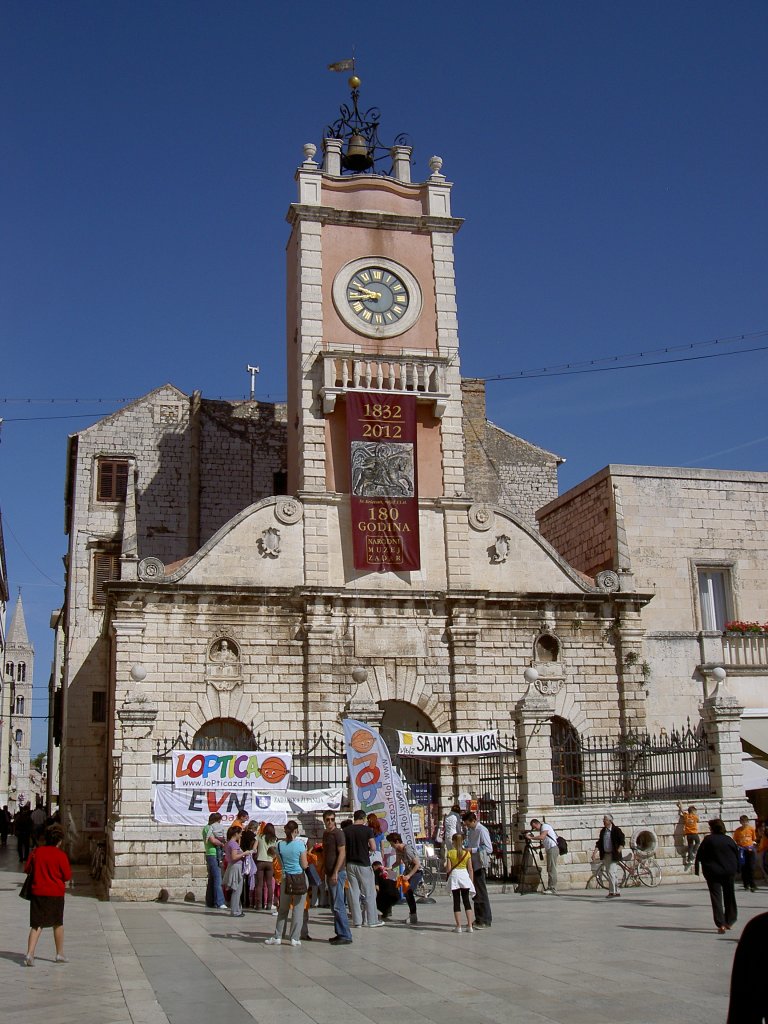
left=515, top=837, right=545, bottom=895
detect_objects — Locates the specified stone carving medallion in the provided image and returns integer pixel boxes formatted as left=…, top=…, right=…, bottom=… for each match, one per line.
left=137, top=556, right=165, bottom=581
left=206, top=637, right=243, bottom=692
left=275, top=498, right=303, bottom=525
left=468, top=503, right=494, bottom=532
left=595, top=569, right=621, bottom=593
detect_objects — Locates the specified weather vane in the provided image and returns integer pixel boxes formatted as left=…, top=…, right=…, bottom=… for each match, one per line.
left=326, top=58, right=411, bottom=174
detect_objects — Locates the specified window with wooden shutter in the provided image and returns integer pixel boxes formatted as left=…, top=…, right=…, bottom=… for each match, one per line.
left=92, top=551, right=120, bottom=605
left=96, top=459, right=129, bottom=502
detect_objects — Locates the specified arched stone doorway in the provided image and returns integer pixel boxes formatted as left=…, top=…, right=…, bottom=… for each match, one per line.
left=379, top=700, right=440, bottom=837
left=551, top=716, right=583, bottom=805
left=193, top=718, right=256, bottom=751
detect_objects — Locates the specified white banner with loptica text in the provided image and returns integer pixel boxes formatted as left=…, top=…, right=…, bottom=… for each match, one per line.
left=152, top=786, right=342, bottom=826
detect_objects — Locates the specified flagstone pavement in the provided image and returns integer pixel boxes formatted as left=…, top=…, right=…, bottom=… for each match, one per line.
left=0, top=843, right=762, bottom=1024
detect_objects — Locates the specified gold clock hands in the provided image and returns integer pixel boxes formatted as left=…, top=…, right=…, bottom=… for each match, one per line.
left=349, top=289, right=382, bottom=301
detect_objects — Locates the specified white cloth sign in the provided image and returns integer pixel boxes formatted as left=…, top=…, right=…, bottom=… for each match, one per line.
left=171, top=750, right=293, bottom=791
left=343, top=718, right=416, bottom=848
left=152, top=786, right=342, bottom=826
left=396, top=729, right=500, bottom=757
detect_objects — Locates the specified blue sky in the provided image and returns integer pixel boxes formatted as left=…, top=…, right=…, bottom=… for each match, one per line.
left=2, top=2, right=767, bottom=755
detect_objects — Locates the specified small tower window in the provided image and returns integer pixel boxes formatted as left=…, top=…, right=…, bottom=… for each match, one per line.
left=15, top=729, right=22, bottom=746
left=92, top=691, right=107, bottom=724
left=15, top=696, right=24, bottom=715
left=96, top=458, right=130, bottom=502
left=17, top=663, right=26, bottom=682
left=5, top=662, right=13, bottom=680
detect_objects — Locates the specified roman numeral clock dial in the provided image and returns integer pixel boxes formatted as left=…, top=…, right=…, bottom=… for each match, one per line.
left=333, top=258, right=422, bottom=338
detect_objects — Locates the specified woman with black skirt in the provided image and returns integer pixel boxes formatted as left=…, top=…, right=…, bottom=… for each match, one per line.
left=23, top=822, right=72, bottom=966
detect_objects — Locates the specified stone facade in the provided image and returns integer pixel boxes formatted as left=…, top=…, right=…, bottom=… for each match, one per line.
left=58, top=102, right=753, bottom=899
left=538, top=465, right=768, bottom=731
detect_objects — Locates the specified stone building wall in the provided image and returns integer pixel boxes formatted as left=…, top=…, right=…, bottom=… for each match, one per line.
left=537, top=465, right=768, bottom=732
left=62, top=387, right=289, bottom=853
left=462, top=379, right=561, bottom=529
left=537, top=470, right=615, bottom=576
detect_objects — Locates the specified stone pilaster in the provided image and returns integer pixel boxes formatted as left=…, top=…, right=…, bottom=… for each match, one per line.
left=303, top=601, right=341, bottom=738
left=700, top=692, right=748, bottom=806
left=447, top=611, right=480, bottom=805
left=614, top=611, right=648, bottom=735
left=515, top=691, right=556, bottom=817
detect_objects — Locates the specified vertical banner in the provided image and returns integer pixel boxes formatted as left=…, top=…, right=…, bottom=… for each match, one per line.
left=343, top=718, right=416, bottom=848
left=347, top=392, right=420, bottom=571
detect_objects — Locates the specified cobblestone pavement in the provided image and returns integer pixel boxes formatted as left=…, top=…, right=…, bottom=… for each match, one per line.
left=0, top=843, right=762, bottom=1024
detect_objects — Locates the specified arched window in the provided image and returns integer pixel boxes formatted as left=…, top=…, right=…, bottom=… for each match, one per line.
left=17, top=663, right=26, bottom=682
left=535, top=634, right=560, bottom=663
left=5, top=662, right=13, bottom=679
left=15, top=729, right=23, bottom=746
left=551, top=716, right=583, bottom=805
left=192, top=718, right=256, bottom=751
left=15, top=696, right=24, bottom=715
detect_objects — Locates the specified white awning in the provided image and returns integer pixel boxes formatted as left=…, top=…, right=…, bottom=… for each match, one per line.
left=742, top=754, right=768, bottom=792
left=741, top=716, right=768, bottom=758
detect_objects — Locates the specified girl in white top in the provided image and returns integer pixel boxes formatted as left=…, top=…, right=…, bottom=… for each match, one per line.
left=444, top=832, right=475, bottom=932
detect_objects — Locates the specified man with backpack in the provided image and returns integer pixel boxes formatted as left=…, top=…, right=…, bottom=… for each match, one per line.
left=527, top=818, right=564, bottom=894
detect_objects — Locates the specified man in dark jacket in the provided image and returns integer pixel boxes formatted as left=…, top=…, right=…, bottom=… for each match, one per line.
left=595, top=814, right=626, bottom=898
left=695, top=817, right=740, bottom=933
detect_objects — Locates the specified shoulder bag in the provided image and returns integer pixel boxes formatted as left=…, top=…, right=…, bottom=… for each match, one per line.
left=278, top=842, right=308, bottom=896
left=19, top=855, right=34, bottom=900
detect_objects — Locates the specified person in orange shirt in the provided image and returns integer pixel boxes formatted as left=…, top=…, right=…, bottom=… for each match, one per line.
left=733, top=815, right=758, bottom=892
left=677, top=802, right=700, bottom=866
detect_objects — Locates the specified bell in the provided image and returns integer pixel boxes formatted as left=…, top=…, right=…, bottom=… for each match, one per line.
left=343, top=132, right=373, bottom=172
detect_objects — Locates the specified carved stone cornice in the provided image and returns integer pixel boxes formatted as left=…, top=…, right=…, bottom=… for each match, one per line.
left=287, top=203, right=464, bottom=235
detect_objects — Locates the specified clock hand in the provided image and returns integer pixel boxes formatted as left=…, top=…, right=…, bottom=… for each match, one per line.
left=349, top=289, right=382, bottom=300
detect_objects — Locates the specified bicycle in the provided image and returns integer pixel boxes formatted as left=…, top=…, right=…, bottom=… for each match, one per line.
left=414, top=845, right=441, bottom=898
left=90, top=838, right=106, bottom=881
left=586, top=846, right=662, bottom=889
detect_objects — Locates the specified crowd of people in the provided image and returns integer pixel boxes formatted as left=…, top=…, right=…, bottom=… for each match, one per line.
left=200, top=805, right=497, bottom=944
left=199, top=802, right=768, bottom=946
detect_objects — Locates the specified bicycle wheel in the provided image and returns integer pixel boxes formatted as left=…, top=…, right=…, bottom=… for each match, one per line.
left=594, top=863, right=609, bottom=889
left=415, top=868, right=437, bottom=898
left=638, top=859, right=662, bottom=887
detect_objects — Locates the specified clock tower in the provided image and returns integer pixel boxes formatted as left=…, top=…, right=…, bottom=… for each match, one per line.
left=286, top=76, right=465, bottom=584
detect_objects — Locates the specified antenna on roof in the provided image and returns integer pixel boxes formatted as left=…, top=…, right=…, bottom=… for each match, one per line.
left=246, top=365, right=260, bottom=401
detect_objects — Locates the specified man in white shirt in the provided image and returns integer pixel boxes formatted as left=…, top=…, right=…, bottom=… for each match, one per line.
left=527, top=818, right=559, bottom=894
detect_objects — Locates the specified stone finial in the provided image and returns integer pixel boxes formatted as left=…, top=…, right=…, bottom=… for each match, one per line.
left=428, top=155, right=443, bottom=176
left=303, top=142, right=317, bottom=163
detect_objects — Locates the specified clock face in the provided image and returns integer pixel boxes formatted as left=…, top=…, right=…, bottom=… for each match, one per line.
left=345, top=266, right=410, bottom=328
left=333, top=257, right=422, bottom=338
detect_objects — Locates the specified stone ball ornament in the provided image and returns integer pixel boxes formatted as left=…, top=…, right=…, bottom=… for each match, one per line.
left=130, top=664, right=148, bottom=683
left=351, top=666, right=369, bottom=685
left=523, top=667, right=540, bottom=687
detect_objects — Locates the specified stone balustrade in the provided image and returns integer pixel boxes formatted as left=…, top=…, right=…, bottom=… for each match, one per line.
left=321, top=350, right=450, bottom=415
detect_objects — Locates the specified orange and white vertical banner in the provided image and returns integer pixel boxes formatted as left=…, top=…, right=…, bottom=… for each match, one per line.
left=347, top=392, right=420, bottom=572
left=343, top=718, right=416, bottom=847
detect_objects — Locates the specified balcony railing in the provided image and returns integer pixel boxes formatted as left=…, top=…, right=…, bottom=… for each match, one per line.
left=722, top=633, right=768, bottom=669
left=320, top=350, right=450, bottom=416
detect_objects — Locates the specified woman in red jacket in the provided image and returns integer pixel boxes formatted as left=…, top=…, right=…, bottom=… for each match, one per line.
left=23, top=822, right=72, bottom=966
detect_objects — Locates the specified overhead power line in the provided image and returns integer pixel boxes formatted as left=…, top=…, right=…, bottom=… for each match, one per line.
left=483, top=329, right=768, bottom=383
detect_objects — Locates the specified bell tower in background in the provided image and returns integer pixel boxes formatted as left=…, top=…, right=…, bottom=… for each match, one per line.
left=285, top=75, right=466, bottom=581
